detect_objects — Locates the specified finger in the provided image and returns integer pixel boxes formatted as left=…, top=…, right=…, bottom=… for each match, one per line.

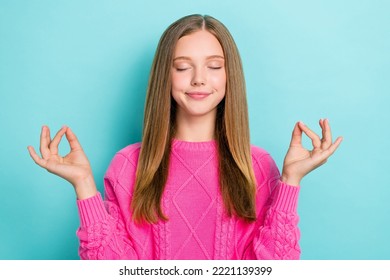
left=319, top=119, right=325, bottom=135
left=289, top=122, right=303, bottom=146
left=49, top=126, right=68, bottom=155
left=327, top=136, right=343, bottom=155
left=65, top=127, right=83, bottom=151
left=27, top=146, right=47, bottom=168
left=299, top=121, right=322, bottom=149
left=39, top=126, right=51, bottom=159
left=320, top=119, right=332, bottom=150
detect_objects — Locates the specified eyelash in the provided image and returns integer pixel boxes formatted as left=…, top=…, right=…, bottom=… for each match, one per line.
left=175, top=66, right=222, bottom=72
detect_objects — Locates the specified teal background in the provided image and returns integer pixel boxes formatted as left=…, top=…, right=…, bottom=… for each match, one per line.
left=1, top=0, right=389, bottom=259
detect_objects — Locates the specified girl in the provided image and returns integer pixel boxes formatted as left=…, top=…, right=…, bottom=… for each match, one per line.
left=27, top=14, right=342, bottom=260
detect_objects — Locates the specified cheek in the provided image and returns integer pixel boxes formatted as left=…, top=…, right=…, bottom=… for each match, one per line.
left=210, top=72, right=227, bottom=91
left=171, top=73, right=179, bottom=91
left=171, top=72, right=190, bottom=91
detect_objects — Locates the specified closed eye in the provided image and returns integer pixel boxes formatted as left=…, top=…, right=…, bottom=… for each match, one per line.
left=175, top=67, right=189, bottom=72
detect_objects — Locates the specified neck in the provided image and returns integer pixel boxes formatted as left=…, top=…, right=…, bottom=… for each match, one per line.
left=174, top=110, right=216, bottom=142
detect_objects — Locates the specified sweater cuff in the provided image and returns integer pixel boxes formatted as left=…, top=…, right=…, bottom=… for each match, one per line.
left=77, top=192, right=108, bottom=227
left=272, top=181, right=300, bottom=212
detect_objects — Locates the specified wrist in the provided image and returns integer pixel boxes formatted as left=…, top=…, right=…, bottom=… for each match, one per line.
left=73, top=174, right=98, bottom=200
left=280, top=174, right=301, bottom=187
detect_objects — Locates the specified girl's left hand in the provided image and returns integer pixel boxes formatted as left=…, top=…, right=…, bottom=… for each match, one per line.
left=281, top=119, right=343, bottom=186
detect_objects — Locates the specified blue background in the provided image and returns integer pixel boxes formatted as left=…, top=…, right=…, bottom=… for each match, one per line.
left=1, top=0, right=389, bottom=259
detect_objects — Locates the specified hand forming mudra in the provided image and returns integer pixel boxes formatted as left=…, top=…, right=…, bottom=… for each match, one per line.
left=281, top=119, right=343, bottom=186
left=27, top=126, right=97, bottom=199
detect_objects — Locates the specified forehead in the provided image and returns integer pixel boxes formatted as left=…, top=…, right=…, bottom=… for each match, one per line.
left=174, top=30, right=224, bottom=58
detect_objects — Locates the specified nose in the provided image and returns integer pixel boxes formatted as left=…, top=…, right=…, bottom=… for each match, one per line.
left=191, top=67, right=206, bottom=86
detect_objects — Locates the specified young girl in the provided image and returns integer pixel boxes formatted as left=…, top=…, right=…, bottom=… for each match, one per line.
left=27, top=14, right=342, bottom=260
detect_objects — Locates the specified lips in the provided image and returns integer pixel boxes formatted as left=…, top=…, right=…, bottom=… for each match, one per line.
left=185, top=92, right=211, bottom=100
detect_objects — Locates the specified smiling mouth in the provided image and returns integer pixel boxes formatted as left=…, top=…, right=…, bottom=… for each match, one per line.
left=186, top=92, right=211, bottom=100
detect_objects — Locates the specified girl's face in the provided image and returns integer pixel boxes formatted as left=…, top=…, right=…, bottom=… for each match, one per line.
left=171, top=30, right=226, bottom=120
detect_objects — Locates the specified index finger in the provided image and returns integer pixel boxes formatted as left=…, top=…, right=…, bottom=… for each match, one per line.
left=65, top=127, right=83, bottom=151
left=299, top=121, right=322, bottom=148
left=49, top=126, right=68, bottom=155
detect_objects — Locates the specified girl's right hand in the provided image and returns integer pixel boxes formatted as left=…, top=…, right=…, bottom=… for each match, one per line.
left=27, top=126, right=97, bottom=199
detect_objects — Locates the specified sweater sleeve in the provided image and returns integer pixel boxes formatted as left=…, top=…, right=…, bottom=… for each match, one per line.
left=244, top=151, right=301, bottom=260
left=251, top=182, right=301, bottom=259
left=76, top=152, right=139, bottom=260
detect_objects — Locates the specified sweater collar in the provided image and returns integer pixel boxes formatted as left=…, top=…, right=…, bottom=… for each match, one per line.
left=172, top=138, right=217, bottom=151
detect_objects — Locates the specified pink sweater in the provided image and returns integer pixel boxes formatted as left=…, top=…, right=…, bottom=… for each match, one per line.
left=76, top=139, right=301, bottom=259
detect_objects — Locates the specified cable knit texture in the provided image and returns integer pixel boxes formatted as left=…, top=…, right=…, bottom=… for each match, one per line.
left=76, top=140, right=301, bottom=259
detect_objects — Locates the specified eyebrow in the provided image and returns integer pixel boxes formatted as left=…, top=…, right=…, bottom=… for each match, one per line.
left=173, top=55, right=225, bottom=61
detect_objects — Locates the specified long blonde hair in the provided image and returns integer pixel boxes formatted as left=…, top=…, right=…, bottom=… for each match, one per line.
left=131, top=14, right=257, bottom=223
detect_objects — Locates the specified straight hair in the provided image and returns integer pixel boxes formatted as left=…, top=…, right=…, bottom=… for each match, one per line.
left=131, top=14, right=257, bottom=223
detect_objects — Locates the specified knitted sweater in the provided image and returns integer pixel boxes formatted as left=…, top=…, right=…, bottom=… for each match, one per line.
left=76, top=139, right=301, bottom=260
